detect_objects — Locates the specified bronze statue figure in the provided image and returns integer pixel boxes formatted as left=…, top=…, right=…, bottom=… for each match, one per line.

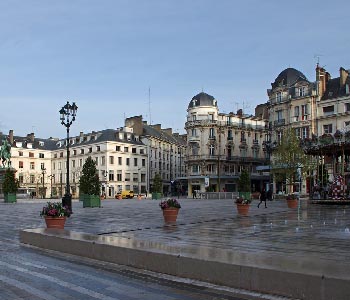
left=0, top=136, right=12, bottom=168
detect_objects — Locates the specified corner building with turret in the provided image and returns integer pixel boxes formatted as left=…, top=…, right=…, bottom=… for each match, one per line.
left=184, top=92, right=270, bottom=197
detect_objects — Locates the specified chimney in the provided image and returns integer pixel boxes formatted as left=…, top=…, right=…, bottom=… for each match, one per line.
left=316, top=64, right=327, bottom=97
left=237, top=109, right=243, bottom=116
left=163, top=128, right=172, bottom=136
left=151, top=124, right=161, bottom=131
left=8, top=130, right=13, bottom=144
left=340, top=67, right=348, bottom=87
left=27, top=133, right=35, bottom=142
left=125, top=115, right=143, bottom=136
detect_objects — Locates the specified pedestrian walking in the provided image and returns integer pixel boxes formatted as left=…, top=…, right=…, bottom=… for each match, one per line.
left=258, top=188, right=267, bottom=208
left=193, top=189, right=197, bottom=199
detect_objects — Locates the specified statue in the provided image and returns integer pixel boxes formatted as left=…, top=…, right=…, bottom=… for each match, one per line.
left=0, top=136, right=12, bottom=168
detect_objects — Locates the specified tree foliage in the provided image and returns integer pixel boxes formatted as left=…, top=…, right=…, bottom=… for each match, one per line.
left=79, top=156, right=100, bottom=195
left=152, top=173, right=162, bottom=193
left=3, top=168, right=18, bottom=194
left=237, top=169, right=251, bottom=192
left=271, top=129, right=309, bottom=193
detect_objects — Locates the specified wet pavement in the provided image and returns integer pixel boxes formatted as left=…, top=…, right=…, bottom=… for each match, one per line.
left=3, top=197, right=350, bottom=299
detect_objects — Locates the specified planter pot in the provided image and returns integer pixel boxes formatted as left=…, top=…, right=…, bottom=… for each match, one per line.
left=236, top=203, right=250, bottom=215
left=83, top=194, right=100, bottom=208
left=287, top=199, right=298, bottom=209
left=162, top=208, right=180, bottom=223
left=4, top=193, right=17, bottom=203
left=152, top=192, right=162, bottom=200
left=44, top=216, right=66, bottom=229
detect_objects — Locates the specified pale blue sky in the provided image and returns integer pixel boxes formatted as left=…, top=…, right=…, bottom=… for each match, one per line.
left=0, top=0, right=349, bottom=138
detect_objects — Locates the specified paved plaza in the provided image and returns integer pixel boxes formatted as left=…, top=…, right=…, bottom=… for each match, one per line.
left=2, top=197, right=350, bottom=299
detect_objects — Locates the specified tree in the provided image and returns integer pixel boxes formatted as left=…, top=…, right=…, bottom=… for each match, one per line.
left=3, top=168, right=18, bottom=194
left=271, top=129, right=309, bottom=194
left=79, top=157, right=100, bottom=195
left=237, top=169, right=251, bottom=192
left=152, top=173, right=162, bottom=193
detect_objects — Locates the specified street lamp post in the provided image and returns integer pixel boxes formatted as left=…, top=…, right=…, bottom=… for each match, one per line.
left=59, top=101, right=78, bottom=211
left=41, top=168, right=46, bottom=199
left=48, top=174, right=55, bottom=199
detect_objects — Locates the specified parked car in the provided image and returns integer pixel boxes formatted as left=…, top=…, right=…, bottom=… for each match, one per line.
left=117, top=190, right=134, bottom=199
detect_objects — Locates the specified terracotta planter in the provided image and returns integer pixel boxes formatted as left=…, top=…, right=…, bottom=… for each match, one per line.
left=236, top=203, right=250, bottom=215
left=287, top=199, right=298, bottom=209
left=162, top=208, right=179, bottom=223
left=44, top=216, right=66, bottom=229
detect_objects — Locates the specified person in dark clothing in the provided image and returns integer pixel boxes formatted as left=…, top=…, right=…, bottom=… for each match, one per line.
left=258, top=188, right=267, bottom=208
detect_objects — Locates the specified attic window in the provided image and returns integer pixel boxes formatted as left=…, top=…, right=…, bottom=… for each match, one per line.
left=39, top=141, right=44, bottom=146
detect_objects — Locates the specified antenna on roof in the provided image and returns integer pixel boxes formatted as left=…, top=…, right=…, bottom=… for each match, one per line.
left=314, top=54, right=323, bottom=66
left=148, top=87, right=152, bottom=125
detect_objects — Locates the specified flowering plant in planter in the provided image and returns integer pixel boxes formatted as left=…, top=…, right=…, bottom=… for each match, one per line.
left=159, top=198, right=181, bottom=209
left=235, top=197, right=251, bottom=205
left=286, top=194, right=298, bottom=201
left=40, top=202, right=72, bottom=218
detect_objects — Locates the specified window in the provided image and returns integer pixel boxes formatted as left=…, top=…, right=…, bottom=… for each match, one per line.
left=323, top=124, right=333, bottom=134
left=295, top=128, right=301, bottom=139
left=117, top=171, right=122, bottom=181
left=109, top=171, right=114, bottom=181
left=60, top=152, right=64, bottom=157
left=73, top=150, right=77, bottom=155
left=30, top=162, right=35, bottom=170
left=140, top=149, right=144, bottom=154
left=192, top=165, right=199, bottom=173
left=142, top=159, right=146, bottom=167
left=192, top=114, right=196, bottom=121
left=72, top=160, right=76, bottom=168
left=39, top=153, right=44, bottom=158
left=109, top=156, right=114, bottom=164
left=101, top=156, right=105, bottom=166
left=19, top=174, right=23, bottom=184
left=301, top=104, right=309, bottom=120
left=276, top=92, right=282, bottom=102
left=88, top=147, right=92, bottom=153
left=297, top=86, right=306, bottom=97
left=30, top=175, right=35, bottom=184
left=209, top=144, right=215, bottom=156
left=277, top=110, right=283, bottom=121
left=134, top=158, right=138, bottom=166
left=192, top=129, right=197, bottom=136
left=116, top=146, right=121, bottom=151
left=19, top=151, right=23, bottom=157
left=124, top=147, right=129, bottom=152
left=125, top=173, right=130, bottom=181
left=29, top=152, right=34, bottom=158
left=118, top=157, right=122, bottom=165
left=19, top=161, right=23, bottom=169
left=126, top=158, right=130, bottom=166
left=206, top=164, right=215, bottom=173
left=294, top=106, right=299, bottom=121
left=96, top=146, right=100, bottom=152
left=58, top=162, right=62, bottom=170
left=323, top=106, right=334, bottom=116
left=53, top=162, right=56, bottom=170
left=132, top=148, right=136, bottom=153
left=345, top=103, right=350, bottom=112
left=79, top=159, right=83, bottom=167
left=241, top=132, right=246, bottom=142
left=80, top=149, right=84, bottom=154
left=209, top=128, right=215, bottom=138
left=302, top=127, right=309, bottom=139
left=41, top=163, right=45, bottom=170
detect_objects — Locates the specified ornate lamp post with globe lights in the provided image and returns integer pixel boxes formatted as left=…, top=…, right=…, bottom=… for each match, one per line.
left=59, top=101, right=78, bottom=211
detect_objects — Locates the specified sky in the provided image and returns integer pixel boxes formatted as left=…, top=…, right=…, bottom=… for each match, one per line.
left=0, top=0, right=349, bottom=139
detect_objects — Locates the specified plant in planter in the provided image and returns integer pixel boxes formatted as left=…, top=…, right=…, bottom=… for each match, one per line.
left=79, top=157, right=101, bottom=208
left=3, top=168, right=18, bottom=203
left=159, top=198, right=181, bottom=223
left=237, top=169, right=251, bottom=201
left=40, top=201, right=72, bottom=229
left=152, top=173, right=163, bottom=200
left=235, top=196, right=252, bottom=215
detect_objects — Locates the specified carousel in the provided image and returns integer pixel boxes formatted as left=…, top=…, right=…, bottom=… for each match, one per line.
left=301, top=129, right=350, bottom=204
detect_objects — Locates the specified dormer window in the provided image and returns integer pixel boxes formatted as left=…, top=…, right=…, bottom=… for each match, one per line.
left=297, top=86, right=306, bottom=97
left=276, top=92, right=282, bottom=102
left=39, top=141, right=44, bottom=146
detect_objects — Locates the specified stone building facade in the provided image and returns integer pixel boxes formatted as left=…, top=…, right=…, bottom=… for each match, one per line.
left=184, top=92, right=269, bottom=196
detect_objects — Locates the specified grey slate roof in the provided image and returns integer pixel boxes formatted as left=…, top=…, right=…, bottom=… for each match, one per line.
left=142, top=125, right=186, bottom=146
left=0, top=133, right=58, bottom=151
left=188, top=92, right=217, bottom=109
left=271, top=68, right=309, bottom=89
left=321, top=76, right=350, bottom=100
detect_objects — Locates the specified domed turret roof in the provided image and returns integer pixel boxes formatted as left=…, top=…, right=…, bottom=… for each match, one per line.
left=188, top=92, right=217, bottom=109
left=271, top=68, right=309, bottom=89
